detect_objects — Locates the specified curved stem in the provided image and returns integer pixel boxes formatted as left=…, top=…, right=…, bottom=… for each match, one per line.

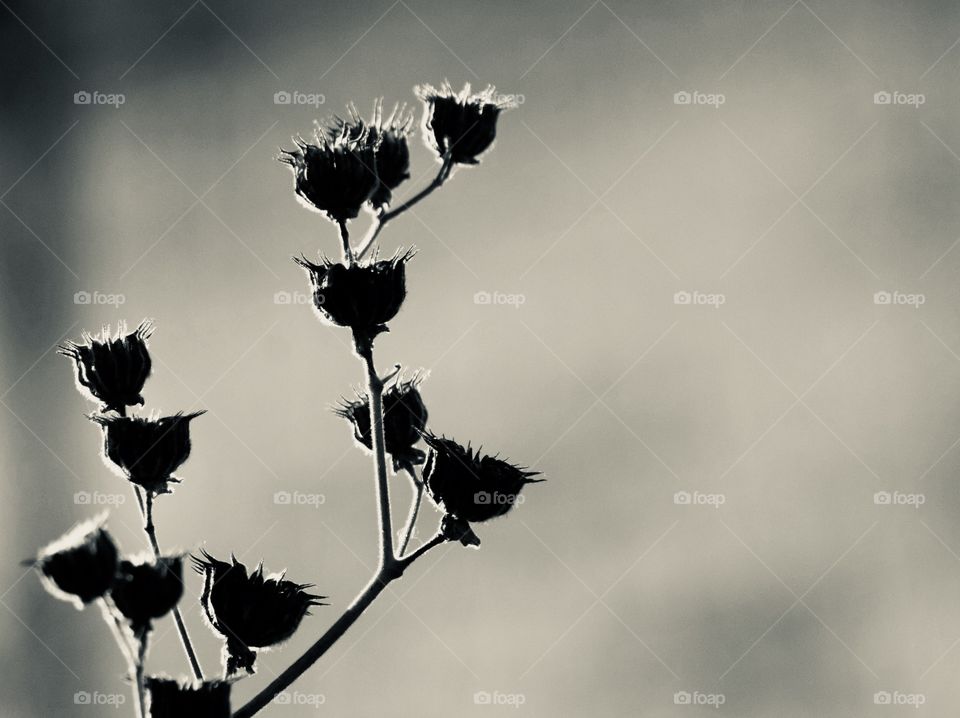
left=99, top=598, right=136, bottom=670
left=397, top=465, right=424, bottom=558
left=135, top=487, right=204, bottom=680
left=355, top=156, right=453, bottom=260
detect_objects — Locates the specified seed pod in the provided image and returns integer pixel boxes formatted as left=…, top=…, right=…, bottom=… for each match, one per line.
left=145, top=677, right=231, bottom=718
left=422, top=433, right=542, bottom=523
left=30, top=515, right=118, bottom=609
left=334, top=373, right=428, bottom=469
left=325, top=100, right=414, bottom=209
left=192, top=551, right=324, bottom=675
left=294, top=248, right=413, bottom=336
left=90, top=412, right=204, bottom=494
left=111, top=555, right=184, bottom=632
left=415, top=82, right=516, bottom=165
left=58, top=321, right=153, bottom=413
left=278, top=125, right=379, bottom=224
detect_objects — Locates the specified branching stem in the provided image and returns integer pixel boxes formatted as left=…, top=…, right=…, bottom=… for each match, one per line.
left=134, top=486, right=204, bottom=681
left=397, top=465, right=424, bottom=558
left=355, top=156, right=453, bottom=260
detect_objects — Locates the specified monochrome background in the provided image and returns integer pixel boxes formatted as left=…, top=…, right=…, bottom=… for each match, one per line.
left=3, top=0, right=960, bottom=715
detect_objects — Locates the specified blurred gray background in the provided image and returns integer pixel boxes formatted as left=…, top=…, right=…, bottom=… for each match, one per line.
left=3, top=0, right=960, bottom=715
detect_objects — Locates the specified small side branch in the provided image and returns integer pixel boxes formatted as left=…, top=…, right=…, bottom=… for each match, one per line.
left=355, top=156, right=453, bottom=260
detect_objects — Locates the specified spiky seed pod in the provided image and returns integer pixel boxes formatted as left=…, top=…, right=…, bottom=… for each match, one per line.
left=111, top=555, right=184, bottom=633
left=145, top=677, right=231, bottom=718
left=89, top=412, right=204, bottom=494
left=294, top=248, right=413, bottom=340
left=334, top=373, right=428, bottom=469
left=325, top=100, right=414, bottom=209
left=278, top=124, right=379, bottom=224
left=421, top=433, right=543, bottom=523
left=29, top=515, right=118, bottom=609
left=415, top=82, right=516, bottom=165
left=192, top=551, right=325, bottom=676
left=58, top=321, right=154, bottom=413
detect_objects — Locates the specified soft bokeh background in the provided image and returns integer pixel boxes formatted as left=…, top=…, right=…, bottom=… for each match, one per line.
left=4, top=0, right=960, bottom=715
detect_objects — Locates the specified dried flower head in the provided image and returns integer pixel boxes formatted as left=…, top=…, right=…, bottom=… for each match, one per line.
left=90, top=411, right=204, bottom=494
left=192, top=551, right=324, bottom=675
left=278, top=124, right=379, bottom=224
left=294, top=248, right=414, bottom=340
left=334, top=372, right=428, bottom=469
left=415, top=82, right=516, bottom=165
left=422, top=433, right=542, bottom=523
left=58, top=320, right=154, bottom=413
left=326, top=100, right=414, bottom=209
left=146, top=676, right=231, bottom=718
left=111, top=554, right=185, bottom=632
left=29, top=514, right=118, bottom=609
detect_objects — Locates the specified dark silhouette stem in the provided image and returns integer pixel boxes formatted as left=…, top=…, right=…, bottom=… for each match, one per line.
left=134, top=630, right=148, bottom=718
left=355, top=156, right=453, bottom=260
left=338, top=220, right=354, bottom=266
left=398, top=465, right=424, bottom=557
left=135, top=487, right=205, bottom=681
left=232, top=531, right=446, bottom=718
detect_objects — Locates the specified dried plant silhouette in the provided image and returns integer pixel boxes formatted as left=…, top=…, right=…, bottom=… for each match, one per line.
left=27, top=80, right=542, bottom=717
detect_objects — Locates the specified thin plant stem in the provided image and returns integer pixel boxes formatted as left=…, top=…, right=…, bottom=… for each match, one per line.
left=338, top=220, right=354, bottom=266
left=357, top=340, right=395, bottom=567
left=231, top=532, right=446, bottom=718
left=133, top=630, right=148, bottom=718
left=397, top=464, right=424, bottom=558
left=99, top=598, right=136, bottom=671
left=135, top=488, right=205, bottom=681
left=355, top=156, right=453, bottom=260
